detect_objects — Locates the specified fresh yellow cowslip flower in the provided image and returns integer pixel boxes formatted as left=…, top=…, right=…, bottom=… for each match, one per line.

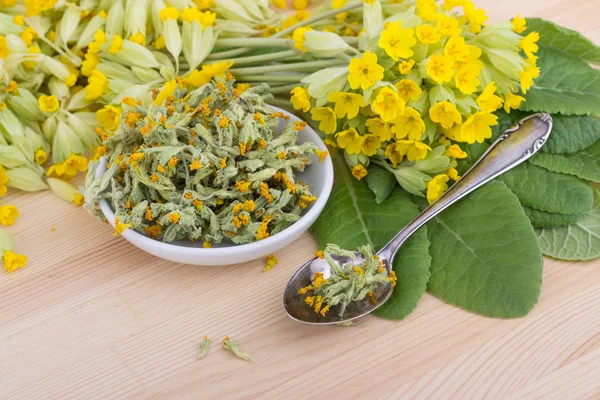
left=194, top=0, right=214, bottom=9
left=437, top=15, right=461, bottom=36
left=22, top=45, right=41, bottom=69
left=264, top=254, right=279, bottom=272
left=20, top=27, right=36, bottom=46
left=35, top=149, right=47, bottom=165
left=47, top=154, right=88, bottom=178
left=154, top=80, right=177, bottom=106
left=395, top=140, right=431, bottom=161
left=38, top=95, right=59, bottom=113
left=366, top=118, right=393, bottom=141
left=352, top=165, right=368, bottom=180
left=462, top=1, right=488, bottom=34
left=332, top=0, right=348, bottom=7
left=503, top=93, right=526, bottom=113
left=294, top=0, right=310, bottom=10
left=520, top=57, right=540, bottom=94
left=398, top=59, right=415, bottom=74
left=97, top=105, right=122, bottom=131
left=444, top=36, right=471, bottom=64
left=272, top=0, right=286, bottom=9
left=454, top=63, right=481, bottom=94
left=385, top=142, right=404, bottom=166
left=3, top=250, right=28, bottom=273
left=290, top=87, right=311, bottom=112
left=13, top=15, right=25, bottom=26
left=361, top=134, right=381, bottom=156
left=459, top=112, right=498, bottom=144
left=327, top=92, right=366, bottom=119
left=181, top=8, right=216, bottom=27
left=348, top=51, right=384, bottom=90
left=512, top=14, right=527, bottom=34
left=85, top=70, right=109, bottom=100
left=442, top=0, right=465, bottom=10
left=447, top=167, right=460, bottom=181
left=292, top=27, right=311, bottom=52
left=477, top=81, right=503, bottom=113
left=336, top=128, right=362, bottom=154
left=310, top=107, right=337, bottom=134
left=128, top=32, right=146, bottom=46
left=187, top=61, right=233, bottom=88
left=416, top=0, right=440, bottom=21
left=372, top=87, right=405, bottom=122
left=81, top=53, right=100, bottom=77
left=426, top=54, right=455, bottom=84
left=427, top=174, right=449, bottom=204
left=160, top=7, right=180, bottom=21
left=0, top=36, right=9, bottom=59
left=416, top=25, right=441, bottom=44
left=429, top=101, right=461, bottom=129
left=282, top=10, right=311, bottom=30
left=520, top=32, right=540, bottom=58
left=0, top=166, right=8, bottom=196
left=446, top=144, right=468, bottom=159
left=73, top=193, right=85, bottom=206
left=392, top=107, right=425, bottom=141
left=378, top=21, right=416, bottom=61
left=109, top=34, right=123, bottom=54
left=0, top=205, right=19, bottom=226
left=24, top=0, right=58, bottom=17
left=395, top=79, right=422, bottom=103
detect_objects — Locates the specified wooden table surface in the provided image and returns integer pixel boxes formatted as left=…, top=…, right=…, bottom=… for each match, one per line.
left=2, top=1, right=600, bottom=399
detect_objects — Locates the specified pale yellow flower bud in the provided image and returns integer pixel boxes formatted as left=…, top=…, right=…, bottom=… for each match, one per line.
left=52, top=120, right=85, bottom=163
left=47, top=177, right=80, bottom=203
left=59, top=3, right=82, bottom=45
left=302, top=30, right=353, bottom=57
left=105, top=0, right=125, bottom=36
left=7, top=88, right=45, bottom=122
left=7, top=165, right=48, bottom=191
left=75, top=13, right=107, bottom=51
left=125, top=0, right=148, bottom=38
left=48, top=77, right=70, bottom=102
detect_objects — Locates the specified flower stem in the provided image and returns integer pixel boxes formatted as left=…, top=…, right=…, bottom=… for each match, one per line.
left=271, top=2, right=364, bottom=39
left=229, top=59, right=344, bottom=75
left=267, top=83, right=298, bottom=94
left=215, top=38, right=290, bottom=48
left=205, top=47, right=252, bottom=61
left=234, top=74, right=308, bottom=82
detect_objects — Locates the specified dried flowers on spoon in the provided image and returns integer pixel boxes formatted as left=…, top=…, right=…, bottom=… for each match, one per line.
left=84, top=76, right=324, bottom=245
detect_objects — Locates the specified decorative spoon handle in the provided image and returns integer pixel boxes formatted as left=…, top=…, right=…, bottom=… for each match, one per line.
left=378, top=113, right=553, bottom=264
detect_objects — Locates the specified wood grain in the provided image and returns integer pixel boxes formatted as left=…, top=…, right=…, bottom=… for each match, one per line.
left=1, top=1, right=600, bottom=399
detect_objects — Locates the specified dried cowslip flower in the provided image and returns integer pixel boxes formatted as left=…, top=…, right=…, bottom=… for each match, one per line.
left=222, top=336, right=253, bottom=361
left=85, top=77, right=320, bottom=246
left=263, top=253, right=278, bottom=272
left=197, top=336, right=211, bottom=360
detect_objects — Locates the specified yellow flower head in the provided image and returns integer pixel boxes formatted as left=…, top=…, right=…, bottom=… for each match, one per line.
left=378, top=21, right=416, bottom=61
left=396, top=140, right=431, bottom=161
left=159, top=7, right=179, bottom=21
left=264, top=254, right=279, bottom=272
left=310, top=107, right=337, bottom=134
left=395, top=79, right=422, bottom=103
left=443, top=0, right=465, bottom=10
left=38, top=94, right=59, bottom=113
left=81, top=53, right=100, bottom=77
left=0, top=205, right=19, bottom=226
left=35, top=148, right=47, bottom=164
left=154, top=80, right=177, bottom=105
left=0, top=36, right=8, bottom=59
left=462, top=2, right=488, bottom=34
left=20, top=27, right=36, bottom=46
left=290, top=86, right=311, bottom=112
left=109, top=34, right=123, bottom=54
left=444, top=36, right=470, bottom=64
left=385, top=142, right=404, bottom=166
left=73, top=193, right=85, bottom=206
left=446, top=144, right=467, bottom=159
left=520, top=58, right=540, bottom=94
left=361, top=134, right=381, bottom=156
left=372, top=87, right=405, bottom=122
left=0, top=165, right=7, bottom=196
left=459, top=112, right=498, bottom=144
left=427, top=174, right=449, bottom=204
left=85, top=70, right=109, bottom=100
left=181, top=8, right=216, bottom=27
left=398, top=59, right=415, bottom=74
left=392, top=107, right=425, bottom=141
left=503, top=93, right=526, bottom=113
left=62, top=154, right=88, bottom=177
left=327, top=92, right=366, bottom=119
left=416, top=24, right=441, bottom=44
left=429, top=101, right=461, bottom=129
left=366, top=117, right=393, bottom=141
left=3, top=250, right=27, bottom=273
left=194, top=0, right=214, bottom=9
left=348, top=51, right=384, bottom=90
left=169, top=213, right=180, bottom=224
left=437, top=15, right=461, bottom=36
left=352, top=165, right=368, bottom=180
left=447, top=167, right=460, bottom=181
left=336, top=128, right=362, bottom=154
left=512, top=14, right=527, bottom=34
left=426, top=54, right=454, bottom=84
left=416, top=0, right=439, bottom=20
left=292, top=27, right=311, bottom=52
left=520, top=31, right=540, bottom=59
left=454, top=63, right=481, bottom=94
left=129, top=32, right=146, bottom=46
left=272, top=0, right=286, bottom=8
left=282, top=10, right=311, bottom=30
left=13, top=15, right=25, bottom=26
left=477, top=81, right=503, bottom=113
left=24, top=0, right=57, bottom=16
left=96, top=105, right=122, bottom=131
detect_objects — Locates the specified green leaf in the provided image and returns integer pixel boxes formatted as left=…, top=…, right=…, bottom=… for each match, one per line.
left=540, top=114, right=600, bottom=154
left=526, top=18, right=600, bottom=64
left=311, top=156, right=431, bottom=320
left=426, top=181, right=543, bottom=318
left=366, top=164, right=397, bottom=204
left=523, top=206, right=583, bottom=228
left=536, top=189, right=600, bottom=260
left=499, top=162, right=594, bottom=214
left=520, top=46, right=600, bottom=115
left=530, top=139, right=600, bottom=182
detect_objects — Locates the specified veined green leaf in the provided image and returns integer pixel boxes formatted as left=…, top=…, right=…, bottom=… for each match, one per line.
left=499, top=163, right=593, bottom=214
left=520, top=46, right=600, bottom=115
left=427, top=181, right=543, bottom=318
left=536, top=189, right=600, bottom=260
left=523, top=206, right=583, bottom=228
left=530, top=139, right=600, bottom=182
left=311, top=155, right=431, bottom=321
left=366, top=164, right=397, bottom=204
left=540, top=114, right=600, bottom=154
left=526, top=18, right=600, bottom=64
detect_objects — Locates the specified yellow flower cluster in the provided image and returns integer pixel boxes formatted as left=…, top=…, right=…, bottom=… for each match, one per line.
left=291, top=0, right=539, bottom=203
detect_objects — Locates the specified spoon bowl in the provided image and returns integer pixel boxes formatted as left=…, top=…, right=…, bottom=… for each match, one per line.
left=283, top=113, right=553, bottom=324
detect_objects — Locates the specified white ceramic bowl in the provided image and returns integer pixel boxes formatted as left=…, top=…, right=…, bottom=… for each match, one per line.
left=97, top=106, right=334, bottom=265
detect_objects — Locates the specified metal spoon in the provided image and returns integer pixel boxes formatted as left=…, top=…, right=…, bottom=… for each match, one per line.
left=283, top=113, right=553, bottom=325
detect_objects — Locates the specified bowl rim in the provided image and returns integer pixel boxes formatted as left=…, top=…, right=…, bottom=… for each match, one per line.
left=97, top=105, right=334, bottom=257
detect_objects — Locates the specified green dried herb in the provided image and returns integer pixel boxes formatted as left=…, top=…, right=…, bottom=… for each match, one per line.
left=84, top=78, right=325, bottom=245
left=197, top=336, right=211, bottom=360
left=222, top=336, right=253, bottom=361
left=299, top=244, right=397, bottom=317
